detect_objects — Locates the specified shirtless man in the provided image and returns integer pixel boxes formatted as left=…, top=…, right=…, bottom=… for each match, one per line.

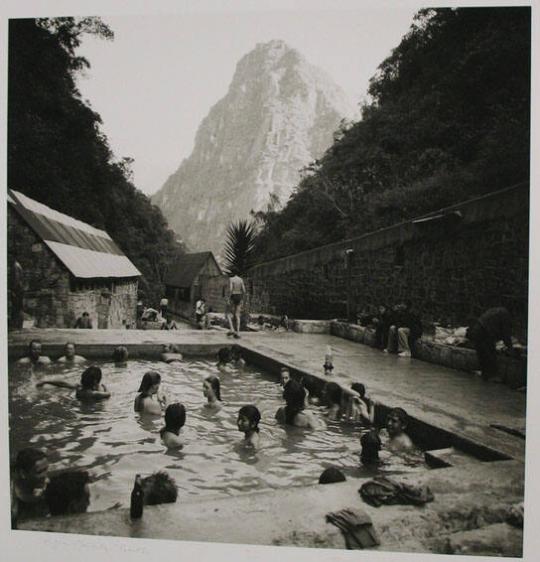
left=227, top=273, right=246, bottom=339
left=56, top=342, right=86, bottom=364
left=17, top=340, right=51, bottom=366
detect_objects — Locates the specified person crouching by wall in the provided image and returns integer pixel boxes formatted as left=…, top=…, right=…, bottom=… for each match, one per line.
left=466, top=307, right=516, bottom=382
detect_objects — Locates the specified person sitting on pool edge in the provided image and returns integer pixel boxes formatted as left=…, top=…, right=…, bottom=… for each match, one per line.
left=44, top=470, right=91, bottom=516
left=237, top=405, right=261, bottom=448
left=112, top=346, right=129, bottom=366
left=36, top=365, right=110, bottom=401
left=11, top=448, right=50, bottom=526
left=275, top=379, right=325, bottom=429
left=384, top=407, right=414, bottom=452
left=56, top=342, right=86, bottom=364
left=17, top=339, right=51, bottom=366
left=134, top=371, right=167, bottom=415
left=161, top=344, right=183, bottom=364
left=203, top=375, right=222, bottom=410
left=160, top=403, right=186, bottom=449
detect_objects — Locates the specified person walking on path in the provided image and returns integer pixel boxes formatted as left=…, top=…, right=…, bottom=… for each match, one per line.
left=467, top=307, right=516, bottom=382
left=227, top=273, right=246, bottom=339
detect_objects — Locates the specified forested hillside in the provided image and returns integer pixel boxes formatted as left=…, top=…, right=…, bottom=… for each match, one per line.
left=253, top=7, right=530, bottom=261
left=8, top=18, right=183, bottom=300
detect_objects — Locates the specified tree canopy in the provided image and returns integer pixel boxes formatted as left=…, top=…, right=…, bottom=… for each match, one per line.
left=253, top=7, right=530, bottom=262
left=8, top=17, right=184, bottom=302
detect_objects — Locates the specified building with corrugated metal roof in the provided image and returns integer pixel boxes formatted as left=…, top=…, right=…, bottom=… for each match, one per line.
left=7, top=189, right=141, bottom=329
left=163, top=251, right=228, bottom=319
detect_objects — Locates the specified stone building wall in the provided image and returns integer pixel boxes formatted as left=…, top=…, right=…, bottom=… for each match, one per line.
left=8, top=208, right=138, bottom=329
left=245, top=185, right=529, bottom=340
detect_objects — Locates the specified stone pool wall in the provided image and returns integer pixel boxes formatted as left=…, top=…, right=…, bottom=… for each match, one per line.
left=245, top=184, right=529, bottom=341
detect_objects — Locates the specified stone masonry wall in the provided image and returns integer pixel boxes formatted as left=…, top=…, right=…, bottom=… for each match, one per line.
left=245, top=186, right=529, bottom=340
left=8, top=208, right=138, bottom=329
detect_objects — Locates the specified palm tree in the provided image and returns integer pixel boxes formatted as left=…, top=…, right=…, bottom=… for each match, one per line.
left=223, top=219, right=257, bottom=275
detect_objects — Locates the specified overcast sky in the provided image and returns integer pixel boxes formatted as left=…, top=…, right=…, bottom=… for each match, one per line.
left=72, top=3, right=420, bottom=196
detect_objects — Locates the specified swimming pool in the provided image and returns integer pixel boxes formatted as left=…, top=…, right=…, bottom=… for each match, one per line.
left=9, top=358, right=427, bottom=512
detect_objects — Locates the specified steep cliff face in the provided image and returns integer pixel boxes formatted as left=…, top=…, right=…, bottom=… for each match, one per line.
left=152, top=40, right=352, bottom=255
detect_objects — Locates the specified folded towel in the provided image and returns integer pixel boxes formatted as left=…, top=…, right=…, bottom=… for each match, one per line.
left=326, top=507, right=379, bottom=549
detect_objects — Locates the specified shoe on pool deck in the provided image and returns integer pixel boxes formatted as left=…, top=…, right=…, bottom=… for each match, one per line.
left=398, top=351, right=411, bottom=358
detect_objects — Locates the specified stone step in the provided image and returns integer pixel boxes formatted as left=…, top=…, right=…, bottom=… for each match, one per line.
left=424, top=447, right=482, bottom=469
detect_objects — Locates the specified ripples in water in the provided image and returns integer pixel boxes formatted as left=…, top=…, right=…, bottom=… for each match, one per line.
left=9, top=358, right=427, bottom=510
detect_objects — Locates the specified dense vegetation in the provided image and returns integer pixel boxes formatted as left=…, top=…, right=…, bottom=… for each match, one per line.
left=8, top=18, right=184, bottom=302
left=253, top=7, right=530, bottom=261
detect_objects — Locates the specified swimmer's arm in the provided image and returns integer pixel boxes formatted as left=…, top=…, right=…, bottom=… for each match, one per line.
left=38, top=356, right=52, bottom=364
left=36, top=379, right=77, bottom=389
left=157, top=391, right=168, bottom=407
left=88, top=390, right=110, bottom=399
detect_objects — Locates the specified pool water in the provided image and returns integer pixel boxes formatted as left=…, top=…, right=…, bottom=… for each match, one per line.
left=9, top=358, right=427, bottom=511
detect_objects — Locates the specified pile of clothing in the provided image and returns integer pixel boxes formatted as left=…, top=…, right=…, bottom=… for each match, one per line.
left=359, top=476, right=434, bottom=507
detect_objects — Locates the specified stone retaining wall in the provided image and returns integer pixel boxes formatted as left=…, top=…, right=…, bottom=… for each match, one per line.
left=330, top=320, right=527, bottom=389
left=245, top=185, right=529, bottom=340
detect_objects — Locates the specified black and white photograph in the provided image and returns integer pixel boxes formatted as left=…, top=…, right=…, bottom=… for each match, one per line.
left=2, top=1, right=537, bottom=561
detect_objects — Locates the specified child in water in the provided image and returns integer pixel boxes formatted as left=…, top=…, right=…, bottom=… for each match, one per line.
left=237, top=405, right=261, bottom=448
left=203, top=375, right=222, bottom=409
left=160, top=403, right=186, bottom=449
left=384, top=407, right=414, bottom=452
left=134, top=371, right=167, bottom=415
left=36, top=366, right=110, bottom=401
left=275, top=380, right=325, bottom=429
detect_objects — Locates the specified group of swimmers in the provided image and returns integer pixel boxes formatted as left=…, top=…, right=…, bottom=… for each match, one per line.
left=19, top=339, right=416, bottom=457
left=13, top=339, right=417, bottom=525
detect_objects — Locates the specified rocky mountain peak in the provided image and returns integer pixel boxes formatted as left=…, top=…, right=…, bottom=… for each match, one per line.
left=152, top=40, right=353, bottom=256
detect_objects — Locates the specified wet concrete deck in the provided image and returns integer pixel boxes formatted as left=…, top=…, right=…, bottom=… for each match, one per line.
left=8, top=327, right=527, bottom=461
left=21, top=460, right=524, bottom=556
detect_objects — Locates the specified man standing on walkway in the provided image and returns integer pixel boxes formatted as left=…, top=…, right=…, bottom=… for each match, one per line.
left=467, top=307, right=515, bottom=382
left=159, top=296, right=169, bottom=319
left=227, top=272, right=246, bottom=339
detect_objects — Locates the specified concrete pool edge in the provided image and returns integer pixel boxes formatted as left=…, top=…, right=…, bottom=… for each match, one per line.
left=19, top=460, right=524, bottom=556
